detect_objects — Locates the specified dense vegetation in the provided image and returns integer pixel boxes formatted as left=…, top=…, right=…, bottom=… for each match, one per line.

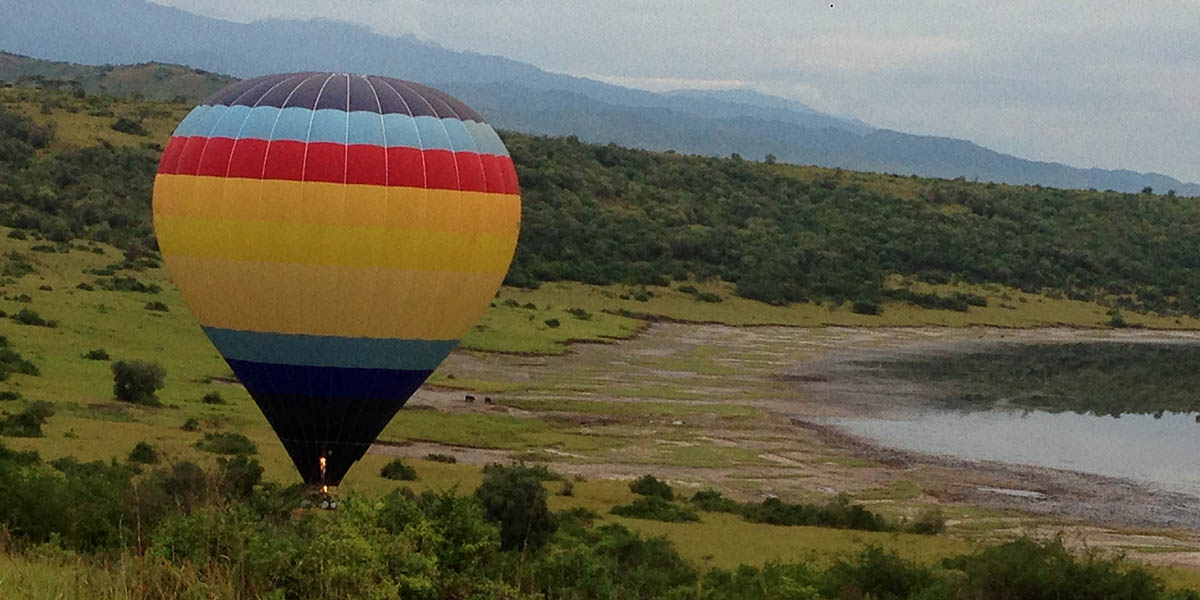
left=863, top=342, right=1200, bottom=416
left=0, top=444, right=1193, bottom=600
left=5, top=89, right=1200, bottom=317
left=508, top=134, right=1200, bottom=314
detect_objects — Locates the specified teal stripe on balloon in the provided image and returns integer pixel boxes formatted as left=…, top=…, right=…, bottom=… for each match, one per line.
left=202, top=327, right=460, bottom=371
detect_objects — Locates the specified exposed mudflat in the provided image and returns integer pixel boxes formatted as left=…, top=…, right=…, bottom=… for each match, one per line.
left=373, top=324, right=1200, bottom=566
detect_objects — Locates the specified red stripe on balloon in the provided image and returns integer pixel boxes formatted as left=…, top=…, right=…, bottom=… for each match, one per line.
left=158, top=135, right=517, bottom=194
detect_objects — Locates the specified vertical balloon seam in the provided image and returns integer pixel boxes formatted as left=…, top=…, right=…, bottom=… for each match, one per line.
left=422, top=88, right=496, bottom=343
left=333, top=73, right=353, bottom=459
left=359, top=74, right=396, bottom=453
left=303, top=74, right=338, bottom=444
left=271, top=74, right=327, bottom=458
left=391, top=79, right=463, bottom=352
left=374, top=77, right=435, bottom=407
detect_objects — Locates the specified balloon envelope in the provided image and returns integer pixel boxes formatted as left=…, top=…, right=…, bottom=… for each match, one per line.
left=153, top=73, right=520, bottom=484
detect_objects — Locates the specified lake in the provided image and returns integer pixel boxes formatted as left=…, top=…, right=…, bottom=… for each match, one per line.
left=820, top=408, right=1200, bottom=495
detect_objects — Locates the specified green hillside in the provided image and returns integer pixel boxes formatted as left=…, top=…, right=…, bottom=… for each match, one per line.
left=0, top=51, right=233, bottom=102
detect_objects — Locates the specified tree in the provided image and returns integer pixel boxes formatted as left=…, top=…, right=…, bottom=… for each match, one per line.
left=474, top=464, right=557, bottom=551
left=111, top=360, right=166, bottom=405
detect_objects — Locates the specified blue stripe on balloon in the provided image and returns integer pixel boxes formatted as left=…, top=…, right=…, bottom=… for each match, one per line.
left=202, top=327, right=459, bottom=371
left=173, top=105, right=505, bottom=154
left=226, top=359, right=433, bottom=401
left=464, top=121, right=509, bottom=156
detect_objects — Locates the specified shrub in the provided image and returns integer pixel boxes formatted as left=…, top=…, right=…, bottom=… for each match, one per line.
left=180, top=418, right=200, bottom=432
left=201, top=391, right=224, bottom=405
left=96, top=276, right=160, bottom=294
left=380, top=459, right=418, bottom=481
left=483, top=462, right=563, bottom=481
left=216, top=455, right=263, bottom=499
left=144, top=301, right=169, bottom=312
left=82, top=348, right=110, bottom=360
left=0, top=401, right=54, bottom=437
left=474, top=463, right=557, bottom=551
left=0, top=340, right=39, bottom=380
left=825, top=546, right=936, bottom=600
left=6, top=229, right=26, bottom=240
left=12, top=308, right=57, bottom=328
left=544, top=318, right=561, bottom=328
left=424, top=453, right=457, bottom=463
left=566, top=307, right=593, bottom=320
left=111, top=360, right=166, bottom=405
left=677, top=284, right=699, bottom=294
left=110, top=117, right=147, bottom=136
left=629, top=474, right=674, bottom=500
left=559, top=479, right=574, bottom=496
left=695, top=291, right=723, bottom=303
left=610, top=496, right=699, bottom=522
left=0, top=390, right=22, bottom=401
left=907, top=506, right=946, bottom=535
left=851, top=300, right=882, bottom=315
left=689, top=489, right=741, bottom=513
left=194, top=432, right=257, bottom=455
left=129, top=441, right=159, bottom=464
left=76, top=282, right=94, bottom=291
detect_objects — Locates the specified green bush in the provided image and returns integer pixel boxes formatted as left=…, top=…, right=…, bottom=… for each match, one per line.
left=544, top=318, right=561, bottom=328
left=0, top=401, right=54, bottom=437
left=6, top=229, right=26, bottom=240
left=194, top=432, right=257, bottom=455
left=110, top=117, right=147, bottom=136
left=629, top=474, right=673, bottom=500
left=483, top=461, right=563, bottom=481
left=0, top=390, right=22, bottom=401
left=180, top=418, right=200, bottom=432
left=906, top=506, right=946, bottom=535
left=0, top=337, right=39, bottom=380
left=567, top=307, right=593, bottom=320
left=111, top=359, right=166, bottom=405
left=82, top=348, right=110, bottom=360
left=851, top=300, right=883, bottom=315
left=128, top=441, right=159, bottom=464
left=474, top=463, right=557, bottom=551
left=11, top=308, right=57, bottom=328
left=216, top=455, right=263, bottom=499
left=144, top=301, right=169, bottom=312
left=610, top=496, right=699, bottom=523
left=424, top=453, right=457, bottom=463
left=379, top=459, right=418, bottom=481
left=690, top=489, right=742, bottom=513
left=201, top=391, right=224, bottom=404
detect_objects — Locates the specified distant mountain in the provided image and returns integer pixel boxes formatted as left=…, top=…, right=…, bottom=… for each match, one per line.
left=1, top=0, right=1196, bottom=195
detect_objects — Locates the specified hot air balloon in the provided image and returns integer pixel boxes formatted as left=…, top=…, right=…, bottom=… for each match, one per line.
left=153, top=72, right=521, bottom=488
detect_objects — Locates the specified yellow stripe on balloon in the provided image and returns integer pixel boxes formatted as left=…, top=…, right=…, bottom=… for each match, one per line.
left=152, top=174, right=521, bottom=234
left=161, top=255, right=505, bottom=339
left=154, top=215, right=518, bottom=273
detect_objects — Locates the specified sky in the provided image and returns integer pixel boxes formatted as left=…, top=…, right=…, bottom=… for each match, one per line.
left=154, top=0, right=1200, bottom=182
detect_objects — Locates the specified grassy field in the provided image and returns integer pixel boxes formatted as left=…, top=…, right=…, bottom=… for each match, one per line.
left=5, top=85, right=1200, bottom=592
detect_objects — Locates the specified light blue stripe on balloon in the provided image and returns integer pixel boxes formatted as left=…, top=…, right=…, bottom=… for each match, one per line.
left=441, top=118, right=476, bottom=152
left=463, top=121, right=509, bottom=156
left=177, top=106, right=500, bottom=154
left=414, top=115, right=453, bottom=151
left=173, top=106, right=211, bottom=137
left=202, top=327, right=459, bottom=371
left=382, top=113, right=422, bottom=148
left=306, top=108, right=348, bottom=144
left=347, top=111, right=385, bottom=146
left=208, top=105, right=253, bottom=139
left=237, top=106, right=282, bottom=140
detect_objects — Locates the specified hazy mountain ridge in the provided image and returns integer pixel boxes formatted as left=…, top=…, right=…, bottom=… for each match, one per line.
left=1, top=0, right=1196, bottom=195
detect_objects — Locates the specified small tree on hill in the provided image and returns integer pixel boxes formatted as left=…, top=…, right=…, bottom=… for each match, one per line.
left=111, top=360, right=165, bottom=406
